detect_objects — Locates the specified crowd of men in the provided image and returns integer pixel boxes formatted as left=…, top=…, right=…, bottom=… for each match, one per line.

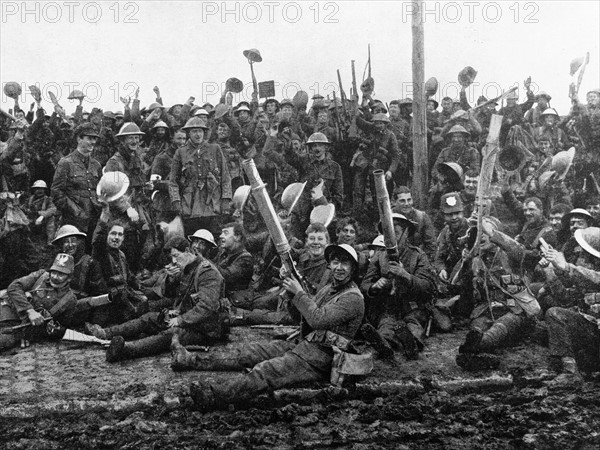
left=0, top=77, right=599, bottom=410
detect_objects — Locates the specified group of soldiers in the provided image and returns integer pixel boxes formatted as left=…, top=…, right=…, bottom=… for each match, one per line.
left=0, top=74, right=599, bottom=410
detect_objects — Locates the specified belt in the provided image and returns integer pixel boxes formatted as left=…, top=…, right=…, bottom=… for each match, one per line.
left=305, top=330, right=351, bottom=351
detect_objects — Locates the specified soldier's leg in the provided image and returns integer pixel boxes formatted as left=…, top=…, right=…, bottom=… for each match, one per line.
left=106, top=330, right=171, bottom=362
left=173, top=339, right=295, bottom=371
left=232, top=309, right=294, bottom=326
left=546, top=307, right=600, bottom=373
left=478, top=312, right=529, bottom=352
left=87, top=311, right=163, bottom=340
left=45, top=216, right=56, bottom=245
left=190, top=347, right=325, bottom=409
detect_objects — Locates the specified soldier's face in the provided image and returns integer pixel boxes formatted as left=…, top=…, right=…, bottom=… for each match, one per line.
left=107, top=225, right=125, bottom=249
left=441, top=99, right=452, bottom=112
left=523, top=202, right=542, bottom=224
left=170, top=248, right=196, bottom=270
left=173, top=131, right=187, bottom=147
left=543, top=116, right=556, bottom=127
left=464, top=176, right=478, bottom=194
left=329, top=256, right=353, bottom=284
left=387, top=105, right=399, bottom=118
left=220, top=227, right=239, bottom=251
left=266, top=102, right=277, bottom=114
left=395, top=193, right=413, bottom=215
left=309, top=143, right=327, bottom=161
left=374, top=121, right=386, bottom=132
left=49, top=270, right=70, bottom=288
left=549, top=213, right=565, bottom=232
left=569, top=217, right=589, bottom=235
left=443, top=211, right=464, bottom=230
left=587, top=204, right=600, bottom=221
left=190, top=238, right=209, bottom=257
left=77, top=135, right=98, bottom=154
left=393, top=222, right=409, bottom=247
left=539, top=140, right=552, bottom=156
left=506, top=98, right=517, bottom=107
left=237, top=110, right=250, bottom=121
left=155, top=128, right=166, bottom=137
left=188, top=128, right=205, bottom=145
left=61, top=236, right=81, bottom=256
left=217, top=124, right=229, bottom=140
left=426, top=101, right=436, bottom=112
left=306, top=232, right=328, bottom=258
left=337, top=225, right=357, bottom=246
left=123, top=135, right=140, bottom=151
left=538, top=98, right=549, bottom=109
left=281, top=106, right=293, bottom=120
left=317, top=111, right=328, bottom=124
left=587, top=92, right=599, bottom=107
left=451, top=133, right=466, bottom=146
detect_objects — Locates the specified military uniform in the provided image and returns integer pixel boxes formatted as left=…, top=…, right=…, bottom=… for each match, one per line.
left=434, top=218, right=470, bottom=278
left=150, top=147, right=178, bottom=223
left=51, top=150, right=102, bottom=239
left=214, top=246, right=254, bottom=307
left=169, top=141, right=232, bottom=234
left=24, top=193, right=57, bottom=244
left=393, top=207, right=437, bottom=260
left=99, top=256, right=228, bottom=361
left=433, top=144, right=480, bottom=177
left=188, top=279, right=364, bottom=410
left=361, top=245, right=436, bottom=350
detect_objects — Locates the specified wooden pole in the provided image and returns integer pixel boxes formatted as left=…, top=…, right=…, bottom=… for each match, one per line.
left=411, top=0, right=428, bottom=209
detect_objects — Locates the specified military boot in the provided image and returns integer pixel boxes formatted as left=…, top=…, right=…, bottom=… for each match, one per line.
left=360, top=323, right=394, bottom=359
left=189, top=380, right=217, bottom=412
left=85, top=322, right=109, bottom=340
left=171, top=345, right=198, bottom=372
left=394, top=321, right=419, bottom=360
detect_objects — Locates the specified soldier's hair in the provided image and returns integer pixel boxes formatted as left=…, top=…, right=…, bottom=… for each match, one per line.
left=586, top=196, right=600, bottom=206
left=336, top=217, right=359, bottom=234
left=464, top=169, right=480, bottom=178
left=393, top=185, right=411, bottom=198
left=442, top=96, right=453, bottom=102
left=305, top=223, right=330, bottom=242
left=223, top=222, right=246, bottom=244
left=523, top=197, right=543, bottom=211
left=389, top=100, right=399, bottom=107
left=164, top=236, right=190, bottom=253
left=550, top=203, right=572, bottom=215
left=107, top=219, right=127, bottom=233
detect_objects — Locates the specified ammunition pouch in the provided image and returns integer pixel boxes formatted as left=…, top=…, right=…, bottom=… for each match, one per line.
left=330, top=346, right=374, bottom=387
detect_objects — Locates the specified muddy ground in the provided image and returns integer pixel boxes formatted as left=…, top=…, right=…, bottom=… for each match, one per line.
left=1, top=325, right=600, bottom=450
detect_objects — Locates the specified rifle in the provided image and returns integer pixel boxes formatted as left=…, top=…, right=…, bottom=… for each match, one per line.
left=348, top=60, right=359, bottom=138
left=1, top=317, right=52, bottom=334
left=331, top=90, right=345, bottom=141
left=241, top=159, right=308, bottom=291
left=337, top=69, right=350, bottom=122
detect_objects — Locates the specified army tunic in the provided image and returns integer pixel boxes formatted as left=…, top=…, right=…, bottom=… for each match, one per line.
left=433, top=144, right=481, bottom=176
left=169, top=141, right=232, bottom=219
left=51, top=150, right=102, bottom=235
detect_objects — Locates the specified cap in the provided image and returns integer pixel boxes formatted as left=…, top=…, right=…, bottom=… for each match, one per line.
left=440, top=192, right=464, bottom=213
left=50, top=253, right=75, bottom=275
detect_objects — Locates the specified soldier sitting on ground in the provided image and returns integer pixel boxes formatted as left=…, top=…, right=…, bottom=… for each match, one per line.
left=172, top=244, right=365, bottom=411
left=1, top=254, right=78, bottom=351
left=85, top=236, right=228, bottom=362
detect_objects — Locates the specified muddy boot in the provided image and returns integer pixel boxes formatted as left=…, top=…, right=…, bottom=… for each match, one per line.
left=361, top=323, right=394, bottom=359
left=394, top=322, right=419, bottom=360
left=171, top=345, right=198, bottom=372
left=432, top=306, right=453, bottom=333
left=189, top=380, right=217, bottom=412
left=85, top=322, right=110, bottom=340
left=456, top=352, right=500, bottom=371
left=458, top=329, right=483, bottom=354
left=106, top=336, right=128, bottom=363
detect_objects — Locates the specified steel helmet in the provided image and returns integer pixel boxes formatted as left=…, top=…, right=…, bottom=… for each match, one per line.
left=187, top=229, right=217, bottom=248
left=152, top=120, right=169, bottom=129
left=587, top=88, right=600, bottom=96
left=575, top=227, right=600, bottom=259
left=116, top=122, right=145, bottom=137
left=307, top=132, right=330, bottom=145
left=182, top=117, right=209, bottom=130
left=535, top=91, right=552, bottom=102
left=371, top=100, right=388, bottom=113
left=281, top=182, right=307, bottom=213
left=310, top=204, right=336, bottom=227
left=458, top=66, right=478, bottom=87
left=192, top=108, right=209, bottom=117
left=368, top=235, right=385, bottom=250
left=541, top=108, right=559, bottom=117
left=440, top=162, right=464, bottom=181
left=3, top=81, right=22, bottom=99
left=377, top=213, right=417, bottom=235
left=293, top=91, right=309, bottom=110
left=562, top=208, right=593, bottom=228
left=551, top=147, right=576, bottom=180
left=538, top=170, right=556, bottom=189
left=372, top=113, right=390, bottom=123
left=280, top=98, right=295, bottom=109
left=232, top=185, right=252, bottom=211
left=214, top=104, right=231, bottom=119
left=96, top=171, right=130, bottom=202
left=324, top=243, right=359, bottom=265
left=67, top=89, right=85, bottom=100
left=505, top=90, right=519, bottom=100
left=234, top=104, right=251, bottom=114
left=447, top=124, right=470, bottom=136
left=147, top=102, right=165, bottom=112
left=31, top=180, right=48, bottom=189
left=52, top=225, right=87, bottom=244
left=399, top=98, right=412, bottom=106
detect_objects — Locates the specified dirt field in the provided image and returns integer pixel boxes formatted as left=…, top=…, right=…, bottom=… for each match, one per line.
left=2, top=325, right=600, bottom=449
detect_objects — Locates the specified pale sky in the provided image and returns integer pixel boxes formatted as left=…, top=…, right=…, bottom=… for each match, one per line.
left=1, top=1, right=599, bottom=115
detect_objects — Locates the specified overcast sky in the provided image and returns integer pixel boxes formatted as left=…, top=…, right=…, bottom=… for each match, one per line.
left=1, top=1, right=598, bottom=115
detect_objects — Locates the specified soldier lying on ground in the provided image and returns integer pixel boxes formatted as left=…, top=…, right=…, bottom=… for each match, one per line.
left=171, top=244, right=365, bottom=411
left=85, top=236, right=228, bottom=362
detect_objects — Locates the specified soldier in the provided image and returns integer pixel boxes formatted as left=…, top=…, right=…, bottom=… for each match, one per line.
left=233, top=101, right=256, bottom=143
left=150, top=129, right=186, bottom=223
left=1, top=254, right=78, bottom=351
left=585, top=195, right=600, bottom=226
left=391, top=186, right=436, bottom=259
left=455, top=217, right=542, bottom=370
left=174, top=244, right=364, bottom=411
left=548, top=203, right=573, bottom=249
left=525, top=91, right=552, bottom=128
left=188, top=228, right=217, bottom=258
left=543, top=228, right=600, bottom=381
left=24, top=180, right=57, bottom=245
left=498, top=83, right=535, bottom=145
left=532, top=108, right=570, bottom=152
left=214, top=222, right=254, bottom=308
left=361, top=213, right=436, bottom=359
left=140, top=118, right=171, bottom=176
left=51, top=123, right=102, bottom=247
left=560, top=208, right=593, bottom=264
left=90, top=108, right=117, bottom=167
left=432, top=125, right=481, bottom=178
left=434, top=193, right=470, bottom=289
left=354, top=113, right=401, bottom=210
left=85, top=236, right=228, bottom=362
left=168, top=117, right=232, bottom=236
